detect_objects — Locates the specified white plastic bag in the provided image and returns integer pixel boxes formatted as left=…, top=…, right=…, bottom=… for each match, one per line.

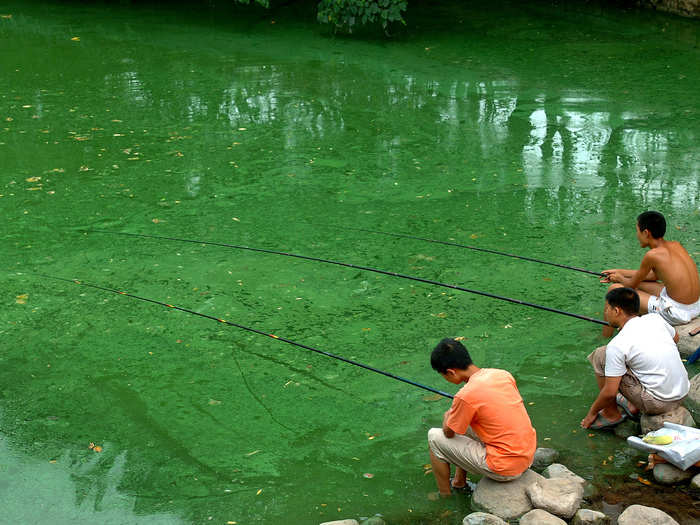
left=627, top=422, right=700, bottom=470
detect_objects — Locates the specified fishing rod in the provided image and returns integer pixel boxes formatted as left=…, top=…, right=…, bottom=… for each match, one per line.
left=44, top=274, right=454, bottom=399
left=324, top=225, right=604, bottom=277
left=87, top=230, right=608, bottom=326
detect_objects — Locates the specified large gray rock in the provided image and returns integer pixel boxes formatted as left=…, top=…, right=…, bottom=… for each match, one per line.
left=653, top=463, right=694, bottom=484
left=617, top=504, right=679, bottom=525
left=641, top=405, right=695, bottom=433
left=519, top=509, right=566, bottom=524
left=571, top=508, right=610, bottom=524
left=472, top=469, right=543, bottom=520
left=526, top=476, right=583, bottom=519
left=542, top=463, right=585, bottom=485
left=532, top=448, right=559, bottom=471
left=462, top=512, right=507, bottom=525
left=676, top=318, right=700, bottom=358
left=684, top=373, right=700, bottom=423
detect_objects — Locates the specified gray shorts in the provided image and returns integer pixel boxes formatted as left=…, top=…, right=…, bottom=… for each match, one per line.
left=587, top=345, right=683, bottom=415
left=428, top=428, right=522, bottom=482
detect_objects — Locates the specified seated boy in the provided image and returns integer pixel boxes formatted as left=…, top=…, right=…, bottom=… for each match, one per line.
left=582, top=287, right=690, bottom=429
left=427, top=338, right=536, bottom=496
left=601, top=210, right=700, bottom=337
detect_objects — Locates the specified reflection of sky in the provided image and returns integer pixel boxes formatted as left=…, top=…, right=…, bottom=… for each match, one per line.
left=0, top=436, right=184, bottom=524
left=150, top=69, right=698, bottom=202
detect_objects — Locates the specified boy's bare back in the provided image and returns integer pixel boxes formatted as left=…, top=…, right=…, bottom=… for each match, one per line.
left=644, top=240, right=700, bottom=305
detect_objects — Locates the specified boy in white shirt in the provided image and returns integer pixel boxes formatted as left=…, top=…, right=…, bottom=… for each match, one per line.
left=581, top=287, right=689, bottom=429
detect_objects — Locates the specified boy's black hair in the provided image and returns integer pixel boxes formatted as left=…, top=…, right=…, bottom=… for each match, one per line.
left=637, top=211, right=666, bottom=239
left=431, top=338, right=473, bottom=374
left=605, top=287, right=640, bottom=316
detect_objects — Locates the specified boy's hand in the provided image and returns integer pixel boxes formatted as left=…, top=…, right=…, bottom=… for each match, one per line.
left=600, top=270, right=620, bottom=283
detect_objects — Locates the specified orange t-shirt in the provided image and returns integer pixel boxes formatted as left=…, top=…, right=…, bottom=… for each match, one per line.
left=445, top=368, right=536, bottom=476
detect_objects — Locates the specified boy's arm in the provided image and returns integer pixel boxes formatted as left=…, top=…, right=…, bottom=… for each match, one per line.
left=602, top=254, right=657, bottom=286
left=442, top=410, right=455, bottom=438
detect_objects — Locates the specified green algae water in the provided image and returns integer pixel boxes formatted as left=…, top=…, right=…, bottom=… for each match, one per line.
left=2, top=0, right=699, bottom=523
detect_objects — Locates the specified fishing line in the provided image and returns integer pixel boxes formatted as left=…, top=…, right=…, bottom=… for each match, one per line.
left=323, top=225, right=604, bottom=277
left=87, top=230, right=608, bottom=326
left=43, top=274, right=455, bottom=399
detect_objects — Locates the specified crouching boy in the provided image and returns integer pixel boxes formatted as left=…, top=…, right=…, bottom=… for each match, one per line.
left=427, top=338, right=536, bottom=496
left=582, top=287, right=690, bottom=429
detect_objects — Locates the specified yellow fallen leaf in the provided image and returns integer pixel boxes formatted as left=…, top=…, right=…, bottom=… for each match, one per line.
left=16, top=293, right=28, bottom=304
left=470, top=233, right=478, bottom=239
left=245, top=450, right=260, bottom=456
left=26, top=176, right=41, bottom=182
left=0, top=14, right=13, bottom=19
left=71, top=36, right=80, bottom=41
left=422, top=394, right=443, bottom=402
left=256, top=489, right=263, bottom=495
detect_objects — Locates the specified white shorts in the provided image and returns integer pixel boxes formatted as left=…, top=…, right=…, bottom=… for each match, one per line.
left=648, top=288, right=700, bottom=325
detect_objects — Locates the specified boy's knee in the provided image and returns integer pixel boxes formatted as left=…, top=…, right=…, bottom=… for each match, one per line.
left=427, top=427, right=442, bottom=444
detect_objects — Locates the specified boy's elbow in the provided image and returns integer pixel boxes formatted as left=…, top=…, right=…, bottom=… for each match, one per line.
left=442, top=427, right=455, bottom=438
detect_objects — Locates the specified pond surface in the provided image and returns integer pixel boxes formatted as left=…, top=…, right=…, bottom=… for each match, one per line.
left=2, top=0, right=699, bottom=523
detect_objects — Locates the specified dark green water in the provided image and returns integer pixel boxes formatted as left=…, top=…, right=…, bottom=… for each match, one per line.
left=2, top=1, right=699, bottom=523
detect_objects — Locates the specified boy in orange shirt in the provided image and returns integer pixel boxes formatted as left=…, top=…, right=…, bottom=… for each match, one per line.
left=428, top=338, right=537, bottom=496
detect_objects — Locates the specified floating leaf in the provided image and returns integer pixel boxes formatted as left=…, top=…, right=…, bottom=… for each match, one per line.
left=70, top=36, right=80, bottom=41
left=422, top=394, right=443, bottom=402
left=363, top=473, right=374, bottom=478
left=16, top=293, right=28, bottom=304
left=245, top=450, right=260, bottom=457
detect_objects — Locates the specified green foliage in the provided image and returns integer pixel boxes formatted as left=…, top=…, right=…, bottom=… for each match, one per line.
left=316, top=0, right=408, bottom=32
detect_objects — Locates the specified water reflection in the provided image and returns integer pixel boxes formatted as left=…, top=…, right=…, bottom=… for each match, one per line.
left=0, top=436, right=185, bottom=524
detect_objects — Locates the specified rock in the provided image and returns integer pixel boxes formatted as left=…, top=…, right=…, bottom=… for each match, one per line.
left=542, top=463, right=585, bottom=485
left=641, top=405, right=695, bottom=433
left=472, top=469, right=543, bottom=520
left=532, top=448, right=559, bottom=471
left=652, top=463, right=694, bottom=484
left=462, top=512, right=507, bottom=525
left=684, top=373, right=700, bottom=423
left=519, top=509, right=566, bottom=524
left=571, top=508, right=610, bottom=524
left=617, top=504, right=679, bottom=525
left=526, top=476, right=583, bottom=519
left=320, top=521, right=359, bottom=525
left=690, top=472, right=700, bottom=493
left=359, top=518, right=385, bottom=525
left=613, top=418, right=641, bottom=439
left=676, top=318, right=700, bottom=358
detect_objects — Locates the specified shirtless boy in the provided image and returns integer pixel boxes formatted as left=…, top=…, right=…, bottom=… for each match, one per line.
left=600, top=211, right=700, bottom=337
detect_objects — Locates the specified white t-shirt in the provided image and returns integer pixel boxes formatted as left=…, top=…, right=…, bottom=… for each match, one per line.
left=605, top=313, right=689, bottom=402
